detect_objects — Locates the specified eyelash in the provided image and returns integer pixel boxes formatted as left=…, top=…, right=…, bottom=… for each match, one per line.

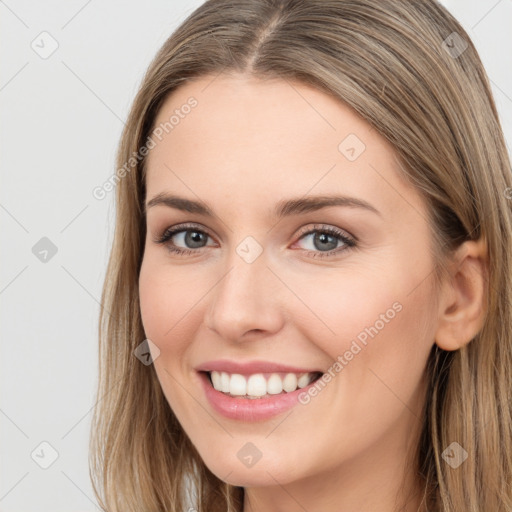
left=153, top=222, right=357, bottom=259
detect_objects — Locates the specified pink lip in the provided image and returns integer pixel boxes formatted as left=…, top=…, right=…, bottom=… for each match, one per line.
left=195, top=359, right=321, bottom=375
left=196, top=369, right=323, bottom=422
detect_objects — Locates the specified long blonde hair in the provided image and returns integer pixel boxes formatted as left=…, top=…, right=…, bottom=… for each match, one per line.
left=89, top=1, right=512, bottom=510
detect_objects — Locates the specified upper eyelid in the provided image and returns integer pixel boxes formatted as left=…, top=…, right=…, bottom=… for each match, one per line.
left=160, top=223, right=215, bottom=240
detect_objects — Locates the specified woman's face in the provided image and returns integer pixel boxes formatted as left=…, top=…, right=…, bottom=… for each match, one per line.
left=139, top=73, right=438, bottom=489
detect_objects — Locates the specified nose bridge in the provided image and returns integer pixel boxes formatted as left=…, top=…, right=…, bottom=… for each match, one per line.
left=204, top=242, right=283, bottom=340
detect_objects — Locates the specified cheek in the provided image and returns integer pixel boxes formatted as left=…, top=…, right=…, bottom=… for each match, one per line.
left=284, top=265, right=434, bottom=460
left=138, top=256, right=196, bottom=352
left=288, top=265, right=406, bottom=355
left=138, top=257, right=202, bottom=409
left=295, top=258, right=435, bottom=397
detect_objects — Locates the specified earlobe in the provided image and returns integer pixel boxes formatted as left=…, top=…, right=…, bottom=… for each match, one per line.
left=434, top=237, right=488, bottom=352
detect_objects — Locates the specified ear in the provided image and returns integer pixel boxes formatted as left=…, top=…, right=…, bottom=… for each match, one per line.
left=434, top=237, right=488, bottom=351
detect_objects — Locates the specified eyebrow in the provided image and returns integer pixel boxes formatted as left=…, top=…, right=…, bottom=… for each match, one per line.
left=144, top=192, right=381, bottom=219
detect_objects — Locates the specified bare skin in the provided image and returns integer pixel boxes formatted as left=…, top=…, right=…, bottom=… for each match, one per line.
left=138, top=73, right=487, bottom=512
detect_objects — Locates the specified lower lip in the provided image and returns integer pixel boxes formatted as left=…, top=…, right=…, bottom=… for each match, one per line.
left=197, top=371, right=320, bottom=421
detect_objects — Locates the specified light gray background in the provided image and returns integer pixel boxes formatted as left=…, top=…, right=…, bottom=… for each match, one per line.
left=1, top=1, right=511, bottom=511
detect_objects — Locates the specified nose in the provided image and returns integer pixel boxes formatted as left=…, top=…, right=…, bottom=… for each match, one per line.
left=203, top=250, right=285, bottom=343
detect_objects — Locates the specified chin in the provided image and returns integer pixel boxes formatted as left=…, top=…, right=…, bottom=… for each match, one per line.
left=201, top=452, right=303, bottom=487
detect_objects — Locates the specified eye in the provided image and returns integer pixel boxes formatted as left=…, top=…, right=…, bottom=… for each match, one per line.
left=293, top=224, right=356, bottom=258
left=153, top=222, right=357, bottom=259
left=153, top=223, right=216, bottom=256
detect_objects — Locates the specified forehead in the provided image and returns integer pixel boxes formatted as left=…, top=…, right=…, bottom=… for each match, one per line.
left=149, top=73, right=377, bottom=159
left=144, top=73, right=424, bottom=223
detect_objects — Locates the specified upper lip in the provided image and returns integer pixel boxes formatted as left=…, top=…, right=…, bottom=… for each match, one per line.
left=195, top=359, right=323, bottom=375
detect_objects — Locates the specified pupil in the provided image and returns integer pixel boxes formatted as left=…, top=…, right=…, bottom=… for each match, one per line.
left=186, top=231, right=206, bottom=248
left=315, top=233, right=337, bottom=251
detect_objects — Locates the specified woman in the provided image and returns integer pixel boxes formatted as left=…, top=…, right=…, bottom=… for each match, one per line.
left=90, top=1, right=512, bottom=510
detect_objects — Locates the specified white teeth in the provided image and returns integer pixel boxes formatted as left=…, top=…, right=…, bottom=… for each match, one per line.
left=229, top=374, right=247, bottom=396
left=247, top=374, right=267, bottom=396
left=267, top=373, right=283, bottom=394
left=297, top=374, right=311, bottom=388
left=211, top=370, right=221, bottom=390
left=282, top=373, right=297, bottom=392
left=209, top=371, right=318, bottom=397
left=220, top=372, right=230, bottom=393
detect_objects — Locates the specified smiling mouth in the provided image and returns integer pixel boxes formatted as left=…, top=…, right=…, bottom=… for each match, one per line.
left=202, top=370, right=323, bottom=399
